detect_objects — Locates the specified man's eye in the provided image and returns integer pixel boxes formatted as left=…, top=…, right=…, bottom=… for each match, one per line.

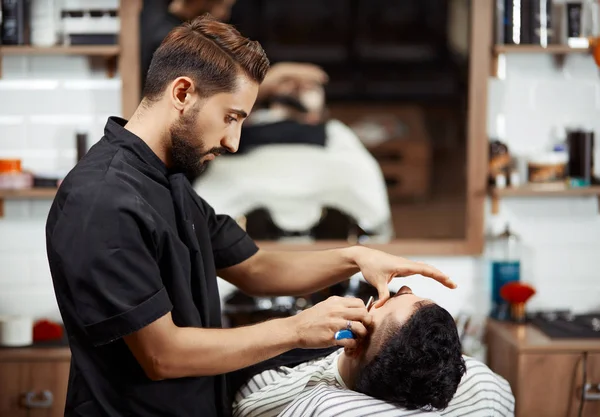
left=226, top=115, right=237, bottom=124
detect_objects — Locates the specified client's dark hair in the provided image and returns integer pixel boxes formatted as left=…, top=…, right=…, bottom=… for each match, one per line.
left=354, top=303, right=466, bottom=410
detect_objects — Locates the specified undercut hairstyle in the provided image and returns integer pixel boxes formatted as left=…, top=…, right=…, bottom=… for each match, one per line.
left=143, top=14, right=270, bottom=102
left=355, top=303, right=466, bottom=411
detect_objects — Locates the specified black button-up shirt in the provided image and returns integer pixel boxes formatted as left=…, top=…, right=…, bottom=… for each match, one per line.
left=46, top=117, right=258, bottom=417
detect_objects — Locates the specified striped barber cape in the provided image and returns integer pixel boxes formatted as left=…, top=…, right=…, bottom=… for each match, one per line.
left=233, top=350, right=514, bottom=417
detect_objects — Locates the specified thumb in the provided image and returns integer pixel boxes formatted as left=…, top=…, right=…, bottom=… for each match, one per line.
left=374, top=283, right=390, bottom=308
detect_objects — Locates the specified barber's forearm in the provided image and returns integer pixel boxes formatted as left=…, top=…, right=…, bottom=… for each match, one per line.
left=159, top=317, right=298, bottom=378
left=238, top=246, right=363, bottom=296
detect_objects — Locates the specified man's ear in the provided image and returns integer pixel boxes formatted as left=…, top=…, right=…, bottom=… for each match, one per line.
left=344, top=341, right=365, bottom=359
left=170, top=76, right=196, bottom=111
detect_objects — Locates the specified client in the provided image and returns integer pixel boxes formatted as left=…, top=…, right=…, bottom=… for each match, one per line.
left=232, top=285, right=466, bottom=416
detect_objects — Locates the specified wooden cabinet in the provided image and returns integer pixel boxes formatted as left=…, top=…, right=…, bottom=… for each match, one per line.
left=486, top=320, right=600, bottom=417
left=0, top=348, right=70, bottom=417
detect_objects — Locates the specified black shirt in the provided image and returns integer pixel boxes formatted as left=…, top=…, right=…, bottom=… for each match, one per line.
left=46, top=117, right=258, bottom=417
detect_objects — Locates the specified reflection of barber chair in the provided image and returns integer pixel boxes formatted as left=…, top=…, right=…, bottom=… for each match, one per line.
left=193, top=118, right=394, bottom=242
left=222, top=276, right=393, bottom=328
left=243, top=207, right=368, bottom=242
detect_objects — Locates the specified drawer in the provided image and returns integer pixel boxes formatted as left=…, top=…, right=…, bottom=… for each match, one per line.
left=0, top=359, right=70, bottom=417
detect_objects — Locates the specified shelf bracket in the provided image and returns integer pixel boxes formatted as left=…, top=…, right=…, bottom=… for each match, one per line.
left=490, top=192, right=500, bottom=214
left=106, top=56, right=117, bottom=78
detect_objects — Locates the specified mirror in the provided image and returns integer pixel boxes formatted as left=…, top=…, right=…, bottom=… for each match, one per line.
left=192, top=0, right=489, bottom=254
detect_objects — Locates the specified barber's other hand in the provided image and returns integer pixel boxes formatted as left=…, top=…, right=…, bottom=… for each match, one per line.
left=353, top=247, right=456, bottom=308
left=259, top=62, right=328, bottom=99
left=290, top=296, right=371, bottom=350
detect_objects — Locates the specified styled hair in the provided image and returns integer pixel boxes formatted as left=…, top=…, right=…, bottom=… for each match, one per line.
left=355, top=303, right=466, bottom=411
left=143, top=14, right=270, bottom=101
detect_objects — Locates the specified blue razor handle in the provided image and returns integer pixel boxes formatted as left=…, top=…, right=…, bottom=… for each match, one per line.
left=334, top=329, right=355, bottom=340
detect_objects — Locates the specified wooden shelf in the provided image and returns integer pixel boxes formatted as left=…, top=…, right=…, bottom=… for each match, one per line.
left=0, top=188, right=57, bottom=217
left=494, top=44, right=590, bottom=54
left=491, top=44, right=591, bottom=77
left=0, top=45, right=120, bottom=78
left=0, top=45, right=120, bottom=56
left=490, top=184, right=600, bottom=214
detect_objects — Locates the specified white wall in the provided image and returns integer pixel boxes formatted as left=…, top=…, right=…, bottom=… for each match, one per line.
left=1, top=52, right=600, bottom=322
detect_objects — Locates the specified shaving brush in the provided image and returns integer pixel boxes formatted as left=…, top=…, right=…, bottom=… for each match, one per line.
left=500, top=282, right=536, bottom=323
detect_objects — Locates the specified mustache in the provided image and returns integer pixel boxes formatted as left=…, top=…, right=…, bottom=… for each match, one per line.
left=202, top=147, right=229, bottom=158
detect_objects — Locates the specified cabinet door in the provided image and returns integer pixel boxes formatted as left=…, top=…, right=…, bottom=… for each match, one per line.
left=0, top=361, right=28, bottom=417
left=518, top=353, right=582, bottom=417
left=581, top=353, right=600, bottom=417
left=0, top=360, right=70, bottom=417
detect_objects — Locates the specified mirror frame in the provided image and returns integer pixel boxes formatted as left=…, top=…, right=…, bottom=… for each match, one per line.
left=261, top=0, right=492, bottom=256
left=123, top=0, right=492, bottom=256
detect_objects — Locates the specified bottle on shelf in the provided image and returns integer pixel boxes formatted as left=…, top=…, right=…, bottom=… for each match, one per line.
left=486, top=219, right=522, bottom=321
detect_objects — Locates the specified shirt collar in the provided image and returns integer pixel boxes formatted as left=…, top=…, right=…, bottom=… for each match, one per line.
left=332, top=351, right=348, bottom=389
left=103, top=116, right=169, bottom=177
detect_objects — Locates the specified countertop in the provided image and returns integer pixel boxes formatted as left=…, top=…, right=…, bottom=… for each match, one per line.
left=487, top=319, right=600, bottom=353
left=0, top=332, right=70, bottom=361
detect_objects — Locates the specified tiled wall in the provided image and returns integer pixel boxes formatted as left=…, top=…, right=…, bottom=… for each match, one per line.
left=0, top=55, right=119, bottom=321
left=1, top=51, right=600, bottom=322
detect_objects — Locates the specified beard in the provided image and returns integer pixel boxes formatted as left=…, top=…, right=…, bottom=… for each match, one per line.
left=169, top=109, right=227, bottom=181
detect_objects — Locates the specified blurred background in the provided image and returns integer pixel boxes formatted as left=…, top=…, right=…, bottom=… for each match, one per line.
left=1, top=1, right=600, bottom=415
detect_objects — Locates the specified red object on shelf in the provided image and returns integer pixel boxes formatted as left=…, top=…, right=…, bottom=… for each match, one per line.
left=33, top=319, right=63, bottom=343
left=500, top=281, right=536, bottom=304
left=0, top=159, right=22, bottom=173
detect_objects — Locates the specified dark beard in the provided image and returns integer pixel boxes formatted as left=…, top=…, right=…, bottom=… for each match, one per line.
left=169, top=111, right=227, bottom=181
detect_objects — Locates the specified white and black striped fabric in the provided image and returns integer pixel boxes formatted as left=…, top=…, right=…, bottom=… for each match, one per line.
left=233, top=351, right=514, bottom=417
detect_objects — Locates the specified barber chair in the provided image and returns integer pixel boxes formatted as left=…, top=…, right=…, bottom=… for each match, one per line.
left=243, top=207, right=371, bottom=242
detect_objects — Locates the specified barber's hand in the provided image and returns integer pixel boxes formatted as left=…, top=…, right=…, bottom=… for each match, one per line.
left=354, top=248, right=456, bottom=308
left=290, top=296, right=372, bottom=350
left=259, top=62, right=328, bottom=99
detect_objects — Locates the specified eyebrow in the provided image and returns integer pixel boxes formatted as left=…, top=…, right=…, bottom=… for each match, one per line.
left=228, top=108, right=248, bottom=118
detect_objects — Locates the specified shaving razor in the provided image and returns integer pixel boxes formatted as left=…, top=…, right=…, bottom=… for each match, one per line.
left=334, top=296, right=375, bottom=341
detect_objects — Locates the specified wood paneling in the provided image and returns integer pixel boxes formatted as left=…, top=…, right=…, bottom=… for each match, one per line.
left=119, top=0, right=142, bottom=119
left=517, top=353, right=582, bottom=417
left=487, top=320, right=600, bottom=417
left=582, top=354, right=600, bottom=417
left=464, top=0, right=492, bottom=255
left=0, top=362, right=28, bottom=417
left=0, top=356, right=70, bottom=417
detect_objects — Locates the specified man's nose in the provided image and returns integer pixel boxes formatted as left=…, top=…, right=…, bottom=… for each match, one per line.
left=398, top=285, right=413, bottom=295
left=221, top=135, right=239, bottom=153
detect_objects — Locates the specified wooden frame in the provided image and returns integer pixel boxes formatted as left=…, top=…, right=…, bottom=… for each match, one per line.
left=260, top=0, right=492, bottom=256
left=119, top=0, right=142, bottom=119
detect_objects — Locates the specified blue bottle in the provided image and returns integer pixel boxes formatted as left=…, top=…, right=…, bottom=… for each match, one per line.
left=487, top=222, right=521, bottom=321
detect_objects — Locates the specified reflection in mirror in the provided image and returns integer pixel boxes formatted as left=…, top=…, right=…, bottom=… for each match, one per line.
left=193, top=0, right=471, bottom=244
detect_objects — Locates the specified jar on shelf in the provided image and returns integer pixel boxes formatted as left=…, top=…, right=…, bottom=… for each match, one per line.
left=527, top=146, right=568, bottom=183
left=0, top=159, right=33, bottom=190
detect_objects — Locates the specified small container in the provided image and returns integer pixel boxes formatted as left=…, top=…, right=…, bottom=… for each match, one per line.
left=527, top=151, right=568, bottom=183
left=509, top=170, right=521, bottom=187
left=495, top=173, right=507, bottom=189
left=0, top=159, right=33, bottom=190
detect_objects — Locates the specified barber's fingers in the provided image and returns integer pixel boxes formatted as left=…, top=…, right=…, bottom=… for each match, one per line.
left=339, top=296, right=369, bottom=308
left=336, top=338, right=358, bottom=349
left=402, top=261, right=456, bottom=289
left=345, top=320, right=368, bottom=339
left=337, top=306, right=373, bottom=328
left=374, top=281, right=391, bottom=308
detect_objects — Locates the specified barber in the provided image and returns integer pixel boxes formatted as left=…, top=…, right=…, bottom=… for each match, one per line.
left=140, top=0, right=325, bottom=101
left=47, top=13, right=455, bottom=417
